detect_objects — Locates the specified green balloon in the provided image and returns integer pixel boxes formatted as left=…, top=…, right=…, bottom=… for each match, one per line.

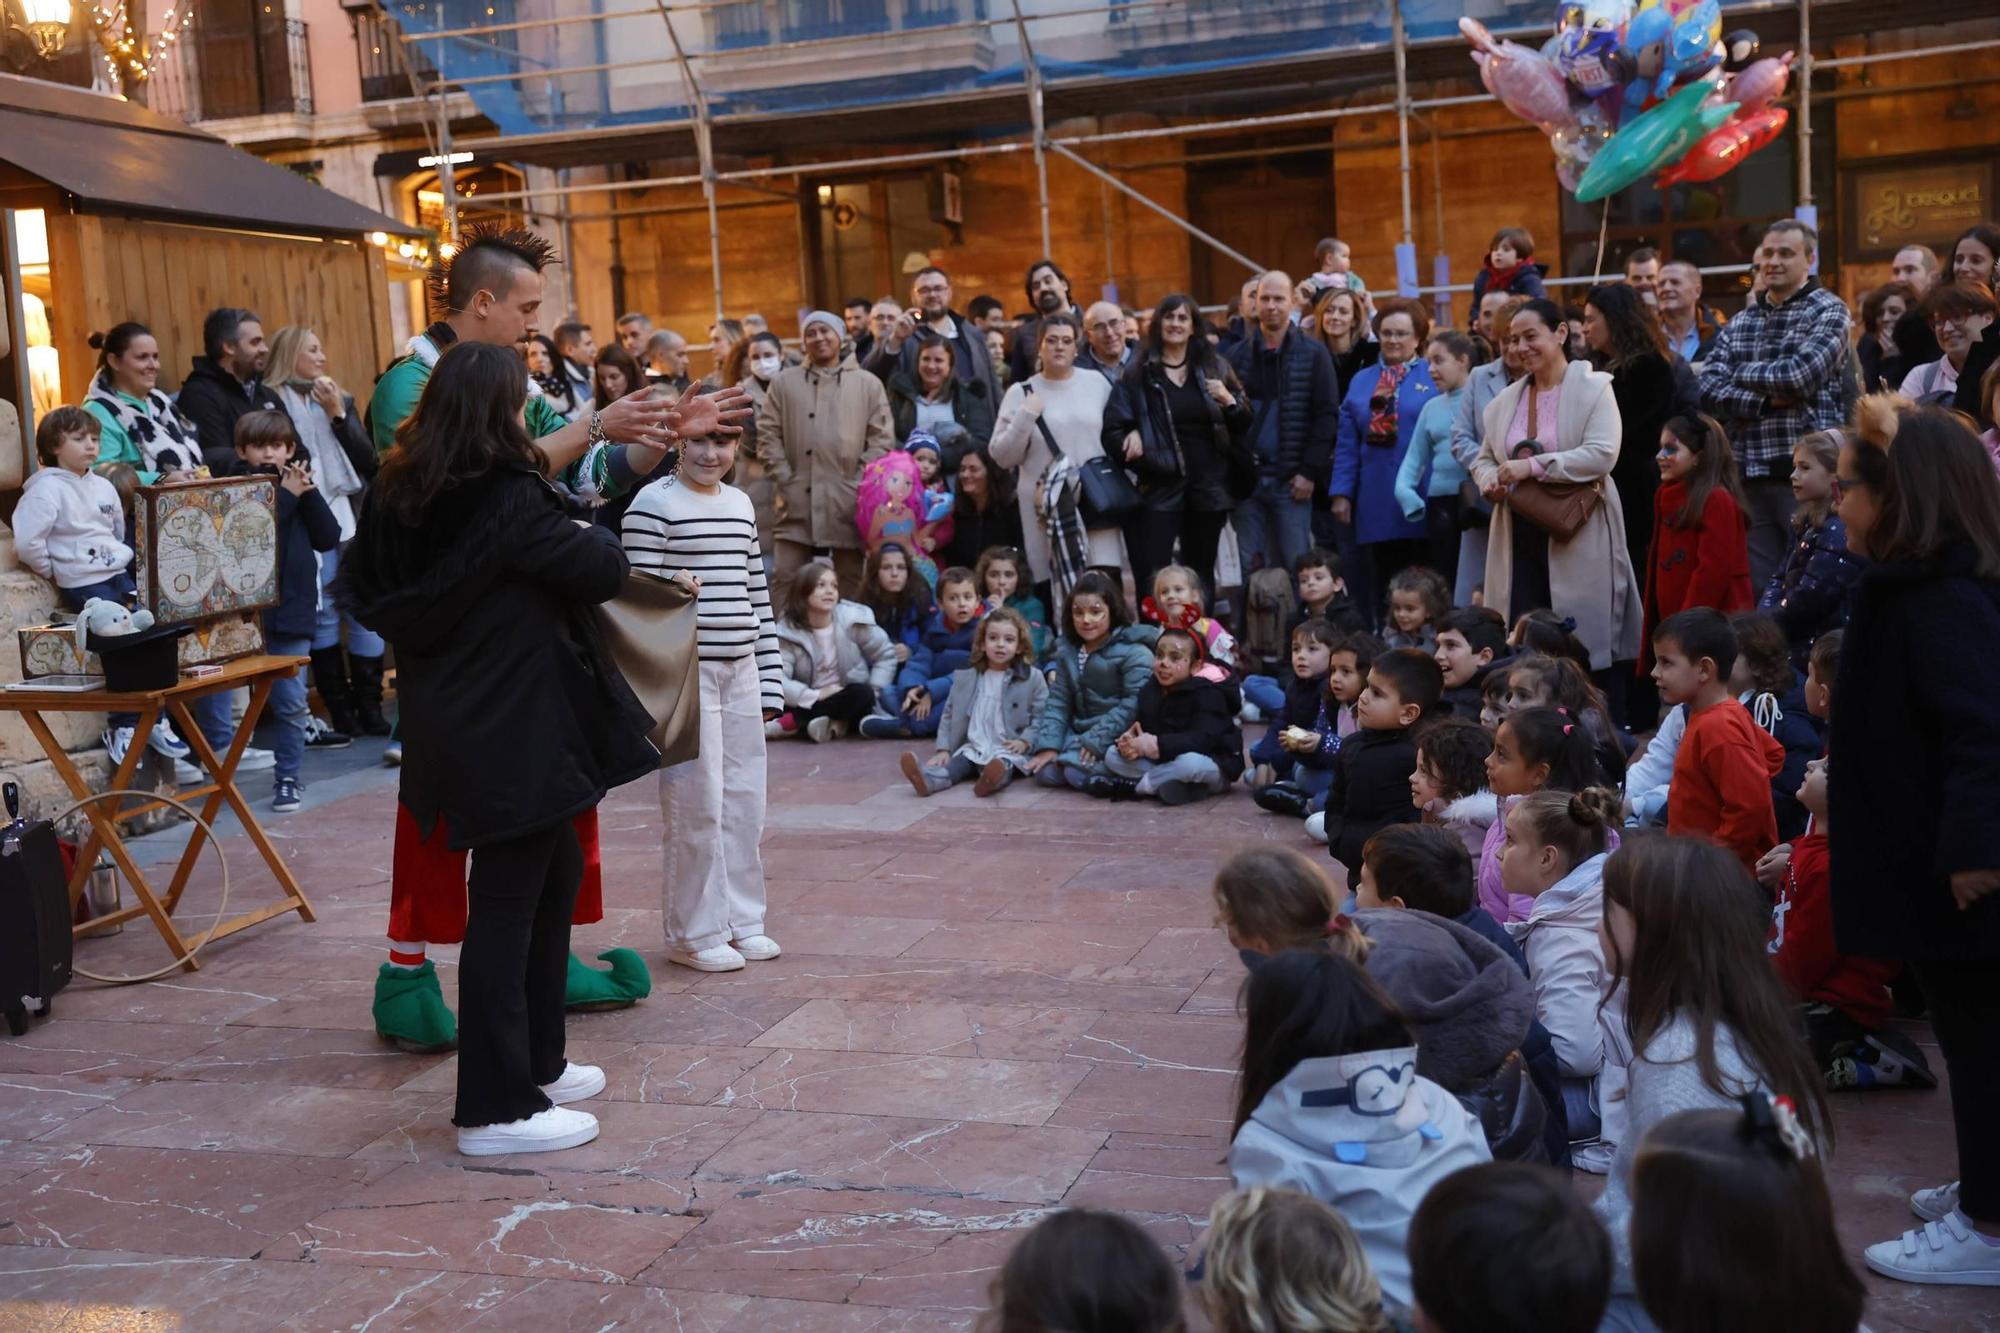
left=1574, top=82, right=1739, bottom=202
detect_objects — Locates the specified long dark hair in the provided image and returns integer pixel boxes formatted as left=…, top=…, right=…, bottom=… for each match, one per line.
left=1585, top=282, right=1669, bottom=368
left=377, top=341, right=545, bottom=525
left=1601, top=838, right=1830, bottom=1146
left=1132, top=292, right=1223, bottom=383
left=593, top=345, right=646, bottom=410
left=1661, top=412, right=1747, bottom=530
left=1234, top=950, right=1411, bottom=1136
left=953, top=442, right=1016, bottom=512
left=1062, top=569, right=1132, bottom=646
left=1846, top=395, right=2000, bottom=577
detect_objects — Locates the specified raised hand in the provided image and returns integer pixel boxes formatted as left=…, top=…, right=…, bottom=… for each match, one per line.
left=667, top=383, right=754, bottom=441
left=596, top=386, right=678, bottom=451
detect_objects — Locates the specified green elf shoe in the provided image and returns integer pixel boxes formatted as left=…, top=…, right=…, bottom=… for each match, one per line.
left=565, top=948, right=654, bottom=1012
left=373, top=960, right=457, bottom=1053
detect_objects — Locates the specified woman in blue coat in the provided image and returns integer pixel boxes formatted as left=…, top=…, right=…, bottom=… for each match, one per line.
left=1332, top=298, right=1438, bottom=622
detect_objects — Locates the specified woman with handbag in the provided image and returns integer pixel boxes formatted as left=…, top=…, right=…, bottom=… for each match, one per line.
left=1103, top=293, right=1255, bottom=598
left=1472, top=299, right=1644, bottom=689
left=343, top=341, right=659, bottom=1157
left=990, top=311, right=1128, bottom=600
left=622, top=432, right=786, bottom=974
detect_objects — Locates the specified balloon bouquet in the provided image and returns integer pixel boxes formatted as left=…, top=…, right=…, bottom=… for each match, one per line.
left=1461, top=4, right=1794, bottom=202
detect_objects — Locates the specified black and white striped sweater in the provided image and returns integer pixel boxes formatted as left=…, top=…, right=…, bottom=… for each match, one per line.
left=622, top=478, right=785, bottom=712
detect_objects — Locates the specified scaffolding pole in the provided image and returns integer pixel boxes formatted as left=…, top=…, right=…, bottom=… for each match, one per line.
left=1390, top=0, right=1416, bottom=297
left=653, top=0, right=725, bottom=323
left=436, top=91, right=460, bottom=243
left=1797, top=0, right=1814, bottom=209
left=1047, top=142, right=1263, bottom=276
left=1010, top=0, right=1052, bottom=256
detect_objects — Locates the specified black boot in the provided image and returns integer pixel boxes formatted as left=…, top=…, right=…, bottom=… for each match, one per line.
left=1083, top=774, right=1142, bottom=802
left=347, top=654, right=393, bottom=736
left=310, top=647, right=361, bottom=737
left=1253, top=781, right=1312, bottom=819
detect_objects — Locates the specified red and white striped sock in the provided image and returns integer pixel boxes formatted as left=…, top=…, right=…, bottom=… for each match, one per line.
left=387, top=941, right=427, bottom=971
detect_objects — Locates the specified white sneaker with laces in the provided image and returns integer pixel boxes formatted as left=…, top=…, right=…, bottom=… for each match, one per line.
left=102, top=725, right=136, bottom=767
left=538, top=1062, right=606, bottom=1105
left=233, top=746, right=276, bottom=773
left=732, top=934, right=781, bottom=961
left=1864, top=1210, right=2000, bottom=1286
left=1914, top=1181, right=1962, bottom=1223
left=457, top=1106, right=599, bottom=1157
left=1303, top=810, right=1328, bottom=844
left=666, top=943, right=746, bottom=973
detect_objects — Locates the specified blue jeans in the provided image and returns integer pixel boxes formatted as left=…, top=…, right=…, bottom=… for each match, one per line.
left=1232, top=476, right=1314, bottom=579
left=1105, top=748, right=1226, bottom=797
left=314, top=545, right=385, bottom=656
left=265, top=634, right=313, bottom=782
left=1242, top=674, right=1285, bottom=715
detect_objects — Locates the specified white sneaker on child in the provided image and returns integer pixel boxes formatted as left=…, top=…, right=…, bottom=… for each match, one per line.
left=666, top=943, right=746, bottom=972
left=1913, top=1181, right=1962, bottom=1223
left=457, top=1106, right=599, bottom=1157
left=732, top=934, right=781, bottom=961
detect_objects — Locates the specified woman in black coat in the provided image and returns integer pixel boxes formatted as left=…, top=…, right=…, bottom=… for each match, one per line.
left=940, top=442, right=1022, bottom=571
left=1583, top=283, right=1691, bottom=587
left=343, top=342, right=657, bottom=1157
left=1828, top=398, right=2000, bottom=1287
left=1103, top=292, right=1254, bottom=598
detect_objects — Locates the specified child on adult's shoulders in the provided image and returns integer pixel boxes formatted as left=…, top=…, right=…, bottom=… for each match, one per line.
left=1325, top=647, right=1443, bottom=888
left=1088, top=627, right=1242, bottom=805
left=1651, top=608, right=1784, bottom=873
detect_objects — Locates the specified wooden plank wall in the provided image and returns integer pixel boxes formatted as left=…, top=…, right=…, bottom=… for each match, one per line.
left=45, top=214, right=394, bottom=420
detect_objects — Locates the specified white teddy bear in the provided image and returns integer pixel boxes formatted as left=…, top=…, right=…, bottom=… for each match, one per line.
left=74, top=597, right=156, bottom=656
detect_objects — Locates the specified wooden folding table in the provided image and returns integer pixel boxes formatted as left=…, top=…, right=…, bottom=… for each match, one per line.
left=1, top=654, right=317, bottom=972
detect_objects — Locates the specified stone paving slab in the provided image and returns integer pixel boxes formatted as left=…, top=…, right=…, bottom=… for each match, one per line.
left=0, top=738, right=1989, bottom=1330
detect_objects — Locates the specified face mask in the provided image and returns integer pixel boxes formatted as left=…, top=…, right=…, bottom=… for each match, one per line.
left=751, top=356, right=783, bottom=379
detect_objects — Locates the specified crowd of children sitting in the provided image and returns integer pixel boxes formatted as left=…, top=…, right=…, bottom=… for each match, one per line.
left=746, top=396, right=1999, bottom=1332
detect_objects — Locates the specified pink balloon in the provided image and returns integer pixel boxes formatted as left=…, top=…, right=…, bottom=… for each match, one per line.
left=1463, top=16, right=1580, bottom=133
left=1725, top=50, right=1794, bottom=112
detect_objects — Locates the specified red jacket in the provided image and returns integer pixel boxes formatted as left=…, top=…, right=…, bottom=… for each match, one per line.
left=1771, top=832, right=1895, bottom=1027
left=1644, top=480, right=1752, bottom=660
left=1669, top=696, right=1785, bottom=871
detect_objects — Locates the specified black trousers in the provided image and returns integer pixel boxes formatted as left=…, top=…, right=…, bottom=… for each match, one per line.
left=1423, top=497, right=1462, bottom=590
left=454, top=819, right=583, bottom=1128
left=1915, top=957, right=2000, bottom=1223
left=1122, top=507, right=1234, bottom=603
left=801, top=682, right=877, bottom=724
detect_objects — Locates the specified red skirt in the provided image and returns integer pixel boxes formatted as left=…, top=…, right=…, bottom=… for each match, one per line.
left=386, top=804, right=604, bottom=945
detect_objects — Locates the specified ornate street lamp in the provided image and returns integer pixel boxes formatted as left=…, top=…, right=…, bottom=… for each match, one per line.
left=18, top=0, right=73, bottom=59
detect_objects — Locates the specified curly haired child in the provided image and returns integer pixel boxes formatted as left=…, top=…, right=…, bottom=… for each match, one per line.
left=899, top=607, right=1048, bottom=799
left=1202, top=1187, right=1390, bottom=1333
left=1383, top=565, right=1449, bottom=653
left=860, top=542, right=933, bottom=668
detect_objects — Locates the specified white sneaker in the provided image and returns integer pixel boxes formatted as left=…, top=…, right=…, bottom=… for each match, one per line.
left=233, top=746, right=275, bottom=773
left=538, top=1062, right=606, bottom=1105
left=1239, top=701, right=1264, bottom=723
left=173, top=758, right=204, bottom=786
left=146, top=720, right=192, bottom=760
left=1303, top=810, right=1328, bottom=844
left=805, top=716, right=834, bottom=744
left=732, top=934, right=781, bottom=961
left=1914, top=1181, right=1963, bottom=1223
left=457, top=1105, right=599, bottom=1157
left=102, top=725, right=136, bottom=767
left=1864, top=1211, right=2000, bottom=1287
left=666, top=943, right=746, bottom=972
left=384, top=741, right=403, bottom=767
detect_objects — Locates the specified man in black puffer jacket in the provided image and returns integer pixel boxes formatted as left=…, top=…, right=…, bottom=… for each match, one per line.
left=176, top=307, right=286, bottom=472
left=1224, top=270, right=1339, bottom=583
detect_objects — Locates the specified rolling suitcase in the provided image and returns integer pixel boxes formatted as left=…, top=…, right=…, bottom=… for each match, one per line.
left=0, top=782, right=73, bottom=1035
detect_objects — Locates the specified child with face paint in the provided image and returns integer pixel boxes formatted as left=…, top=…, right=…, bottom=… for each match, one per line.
left=1087, top=627, right=1244, bottom=805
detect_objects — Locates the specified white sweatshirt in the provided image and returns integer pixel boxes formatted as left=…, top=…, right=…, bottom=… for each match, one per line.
left=13, top=466, right=132, bottom=589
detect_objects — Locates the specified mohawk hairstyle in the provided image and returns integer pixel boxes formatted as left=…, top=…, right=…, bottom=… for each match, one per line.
left=429, top=223, right=561, bottom=318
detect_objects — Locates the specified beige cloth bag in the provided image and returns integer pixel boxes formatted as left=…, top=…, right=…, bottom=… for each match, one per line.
left=594, top=569, right=701, bottom=768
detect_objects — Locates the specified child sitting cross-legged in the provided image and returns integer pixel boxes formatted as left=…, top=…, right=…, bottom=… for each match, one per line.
left=1229, top=947, right=1492, bottom=1309
left=1650, top=608, right=1784, bottom=873
left=1201, top=1186, right=1393, bottom=1333
left=863, top=565, right=985, bottom=740
left=859, top=541, right=932, bottom=670
left=1772, top=756, right=1935, bottom=1092
left=1089, top=627, right=1242, bottom=805
left=1028, top=569, right=1156, bottom=791
left=1407, top=1162, right=1612, bottom=1333
left=1247, top=618, right=1342, bottom=817
left=897, top=607, right=1047, bottom=800
left=771, top=562, right=898, bottom=742
left=1325, top=646, right=1442, bottom=889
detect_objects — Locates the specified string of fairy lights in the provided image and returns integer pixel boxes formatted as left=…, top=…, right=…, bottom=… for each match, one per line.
left=89, top=0, right=195, bottom=85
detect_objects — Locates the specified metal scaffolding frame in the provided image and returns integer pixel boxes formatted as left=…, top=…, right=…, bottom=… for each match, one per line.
left=378, top=0, right=1996, bottom=310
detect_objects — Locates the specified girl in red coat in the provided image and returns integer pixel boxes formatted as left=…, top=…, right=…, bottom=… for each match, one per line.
left=1644, top=413, right=1750, bottom=665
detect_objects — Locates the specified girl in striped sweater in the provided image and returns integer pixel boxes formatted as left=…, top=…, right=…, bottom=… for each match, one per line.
left=623, top=435, right=786, bottom=974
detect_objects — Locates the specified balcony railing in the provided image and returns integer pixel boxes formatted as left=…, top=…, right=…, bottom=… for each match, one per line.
left=707, top=0, right=987, bottom=52
left=355, top=6, right=439, bottom=103
left=146, top=11, right=313, bottom=122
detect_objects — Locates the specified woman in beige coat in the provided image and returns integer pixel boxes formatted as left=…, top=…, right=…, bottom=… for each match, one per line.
left=1472, top=298, right=1643, bottom=677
